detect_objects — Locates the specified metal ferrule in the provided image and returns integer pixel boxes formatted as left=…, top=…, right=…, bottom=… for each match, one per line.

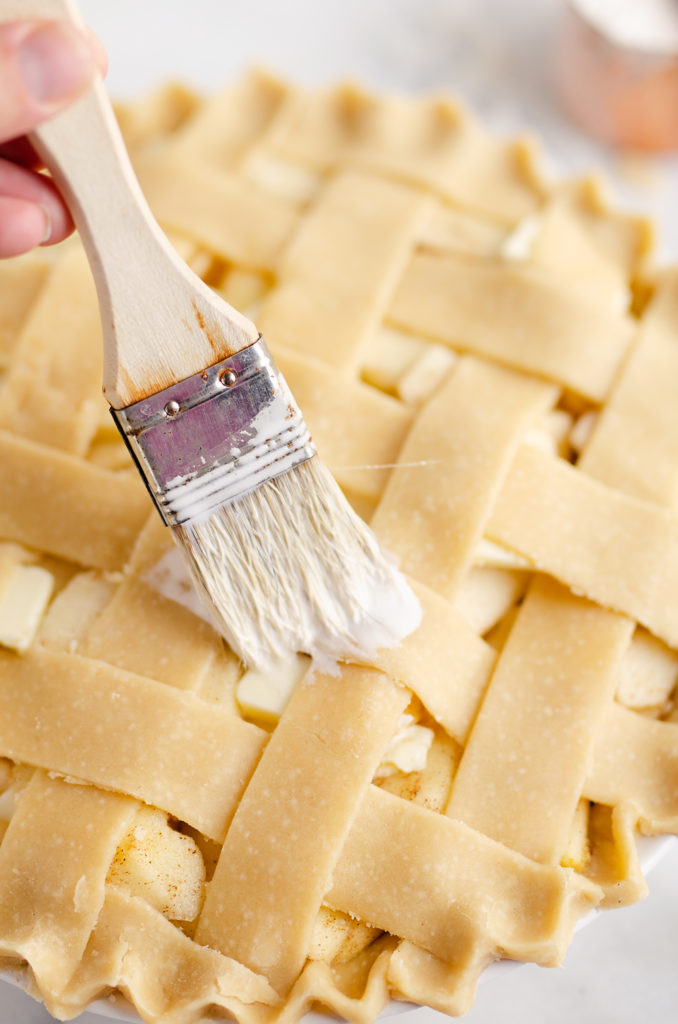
left=112, top=336, right=316, bottom=526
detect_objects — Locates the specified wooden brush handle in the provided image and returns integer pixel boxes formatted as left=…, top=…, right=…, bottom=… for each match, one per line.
left=0, top=0, right=259, bottom=407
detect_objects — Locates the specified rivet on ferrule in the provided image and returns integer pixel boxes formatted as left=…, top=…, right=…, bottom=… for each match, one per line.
left=110, top=335, right=316, bottom=527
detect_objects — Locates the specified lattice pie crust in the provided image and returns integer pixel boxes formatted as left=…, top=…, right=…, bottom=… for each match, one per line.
left=0, top=70, right=676, bottom=1024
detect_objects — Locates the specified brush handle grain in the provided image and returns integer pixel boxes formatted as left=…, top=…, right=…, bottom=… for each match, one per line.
left=0, top=0, right=259, bottom=408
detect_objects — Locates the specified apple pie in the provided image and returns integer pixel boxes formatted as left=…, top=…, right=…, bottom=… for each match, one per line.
left=0, top=69, right=676, bottom=1024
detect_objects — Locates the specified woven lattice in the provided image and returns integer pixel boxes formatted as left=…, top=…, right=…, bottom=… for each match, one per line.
left=0, top=70, right=676, bottom=1024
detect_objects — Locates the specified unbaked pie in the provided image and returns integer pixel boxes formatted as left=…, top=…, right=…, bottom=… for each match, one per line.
left=0, top=69, right=676, bottom=1024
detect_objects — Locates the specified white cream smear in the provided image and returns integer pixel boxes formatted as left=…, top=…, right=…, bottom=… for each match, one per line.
left=145, top=540, right=421, bottom=676
left=145, top=547, right=210, bottom=624
left=146, top=453, right=422, bottom=675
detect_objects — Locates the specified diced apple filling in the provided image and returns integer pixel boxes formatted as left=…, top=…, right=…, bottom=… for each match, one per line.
left=617, top=628, right=678, bottom=711
left=107, top=806, right=205, bottom=922
left=308, top=905, right=381, bottom=963
left=0, top=563, right=54, bottom=653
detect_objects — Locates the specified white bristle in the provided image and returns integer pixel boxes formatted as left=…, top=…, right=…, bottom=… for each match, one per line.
left=174, top=458, right=422, bottom=670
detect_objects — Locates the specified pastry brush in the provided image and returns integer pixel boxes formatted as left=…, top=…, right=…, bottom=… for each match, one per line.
left=4, top=0, right=420, bottom=668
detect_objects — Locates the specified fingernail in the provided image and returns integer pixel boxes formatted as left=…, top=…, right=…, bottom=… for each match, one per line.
left=17, top=22, right=98, bottom=105
left=38, top=204, right=52, bottom=244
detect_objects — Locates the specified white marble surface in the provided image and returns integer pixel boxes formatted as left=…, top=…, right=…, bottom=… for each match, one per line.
left=3, top=1, right=678, bottom=1021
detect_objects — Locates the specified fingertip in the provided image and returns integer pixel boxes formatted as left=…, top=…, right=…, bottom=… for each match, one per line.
left=0, top=158, right=74, bottom=253
left=0, top=195, right=52, bottom=258
left=38, top=192, right=74, bottom=246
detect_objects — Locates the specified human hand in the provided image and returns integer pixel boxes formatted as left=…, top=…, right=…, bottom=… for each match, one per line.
left=0, top=19, right=106, bottom=258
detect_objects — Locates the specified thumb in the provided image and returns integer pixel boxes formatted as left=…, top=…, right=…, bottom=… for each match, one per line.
left=0, top=20, right=104, bottom=145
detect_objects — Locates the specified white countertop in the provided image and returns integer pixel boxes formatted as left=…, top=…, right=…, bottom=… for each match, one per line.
left=4, top=1, right=678, bottom=1021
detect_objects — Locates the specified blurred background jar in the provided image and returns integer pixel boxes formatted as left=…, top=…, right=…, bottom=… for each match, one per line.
left=556, top=0, right=678, bottom=150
